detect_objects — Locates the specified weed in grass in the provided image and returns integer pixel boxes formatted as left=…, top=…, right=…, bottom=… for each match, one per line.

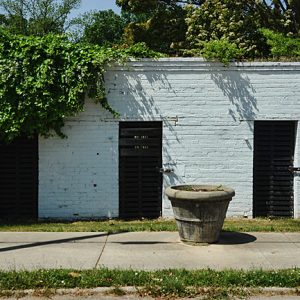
left=141, top=285, right=251, bottom=299
left=106, top=286, right=127, bottom=296
left=0, top=290, right=26, bottom=298
left=200, top=287, right=250, bottom=300
left=68, top=272, right=81, bottom=279
left=31, top=288, right=56, bottom=298
left=202, top=288, right=232, bottom=300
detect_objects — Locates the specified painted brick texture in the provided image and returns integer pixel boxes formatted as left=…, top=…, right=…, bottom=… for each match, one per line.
left=39, top=59, right=300, bottom=219
left=39, top=103, right=119, bottom=219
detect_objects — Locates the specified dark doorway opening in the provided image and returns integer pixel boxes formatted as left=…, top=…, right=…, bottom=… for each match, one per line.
left=0, top=136, right=38, bottom=220
left=119, top=121, right=163, bottom=219
left=253, top=121, right=296, bottom=217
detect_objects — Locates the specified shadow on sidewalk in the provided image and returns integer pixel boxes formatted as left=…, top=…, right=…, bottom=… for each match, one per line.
left=217, top=231, right=257, bottom=245
left=0, top=231, right=257, bottom=253
left=109, top=231, right=257, bottom=246
left=111, top=241, right=171, bottom=245
left=0, top=233, right=111, bottom=253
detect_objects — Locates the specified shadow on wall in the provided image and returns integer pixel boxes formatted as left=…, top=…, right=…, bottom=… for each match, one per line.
left=108, top=72, right=180, bottom=157
left=108, top=71, right=184, bottom=188
left=112, top=72, right=184, bottom=208
left=108, top=67, right=259, bottom=185
left=211, top=71, right=258, bottom=132
left=109, top=72, right=170, bottom=117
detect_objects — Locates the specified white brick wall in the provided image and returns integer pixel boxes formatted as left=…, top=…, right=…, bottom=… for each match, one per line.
left=39, top=101, right=119, bottom=219
left=39, top=59, right=300, bottom=219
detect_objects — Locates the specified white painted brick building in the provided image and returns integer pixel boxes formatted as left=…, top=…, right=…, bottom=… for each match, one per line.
left=38, top=59, right=300, bottom=219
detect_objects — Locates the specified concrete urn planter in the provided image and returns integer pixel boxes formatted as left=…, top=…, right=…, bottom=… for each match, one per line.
left=165, top=185, right=235, bottom=244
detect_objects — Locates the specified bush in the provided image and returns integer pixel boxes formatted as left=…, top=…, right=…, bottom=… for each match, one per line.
left=261, top=28, right=300, bottom=58
left=200, top=39, right=245, bottom=65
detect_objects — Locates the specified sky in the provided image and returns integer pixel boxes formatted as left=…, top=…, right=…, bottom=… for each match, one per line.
left=69, top=0, right=121, bottom=18
left=0, top=0, right=121, bottom=18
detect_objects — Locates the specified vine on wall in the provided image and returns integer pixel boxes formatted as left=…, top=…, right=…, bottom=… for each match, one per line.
left=0, top=31, right=162, bottom=142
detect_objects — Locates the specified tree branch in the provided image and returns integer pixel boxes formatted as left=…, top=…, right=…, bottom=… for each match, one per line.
left=277, top=0, right=286, bottom=12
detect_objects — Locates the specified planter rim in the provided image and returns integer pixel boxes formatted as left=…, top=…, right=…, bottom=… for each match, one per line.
left=165, top=184, right=235, bottom=202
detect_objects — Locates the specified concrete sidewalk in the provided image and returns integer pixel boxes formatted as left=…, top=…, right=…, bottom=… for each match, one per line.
left=0, top=231, right=299, bottom=271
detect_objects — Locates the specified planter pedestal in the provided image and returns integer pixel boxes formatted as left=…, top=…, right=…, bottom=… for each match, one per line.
left=165, top=185, right=235, bottom=244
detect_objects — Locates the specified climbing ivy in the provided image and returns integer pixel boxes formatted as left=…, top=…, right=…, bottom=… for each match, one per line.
left=0, top=30, right=163, bottom=142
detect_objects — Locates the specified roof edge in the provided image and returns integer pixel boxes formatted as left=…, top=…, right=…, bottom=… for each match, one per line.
left=107, top=58, right=300, bottom=72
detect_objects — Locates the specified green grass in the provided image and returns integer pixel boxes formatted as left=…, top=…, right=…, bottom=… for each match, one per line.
left=0, top=219, right=176, bottom=232
left=0, top=218, right=299, bottom=232
left=0, top=269, right=299, bottom=297
left=223, top=218, right=300, bottom=232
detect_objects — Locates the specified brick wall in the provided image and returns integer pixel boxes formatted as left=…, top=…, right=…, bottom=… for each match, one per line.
left=39, top=102, right=119, bottom=219
left=39, top=59, right=300, bottom=219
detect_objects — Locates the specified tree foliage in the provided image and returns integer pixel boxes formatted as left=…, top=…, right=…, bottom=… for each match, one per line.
left=0, top=0, right=80, bottom=35
left=0, top=13, right=28, bottom=34
left=117, top=0, right=188, bottom=53
left=260, top=0, right=300, bottom=35
left=74, top=9, right=126, bottom=46
left=116, top=0, right=205, bottom=13
left=117, top=0, right=300, bottom=56
left=0, top=30, right=162, bottom=142
left=123, top=4, right=187, bottom=53
left=185, top=0, right=268, bottom=58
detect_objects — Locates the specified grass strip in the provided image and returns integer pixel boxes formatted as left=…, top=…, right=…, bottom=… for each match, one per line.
left=224, top=218, right=300, bottom=232
left=0, top=218, right=299, bottom=233
left=0, top=219, right=176, bottom=233
left=0, top=268, right=299, bottom=296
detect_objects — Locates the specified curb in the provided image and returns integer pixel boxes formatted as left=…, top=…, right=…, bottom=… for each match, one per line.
left=0, top=286, right=299, bottom=298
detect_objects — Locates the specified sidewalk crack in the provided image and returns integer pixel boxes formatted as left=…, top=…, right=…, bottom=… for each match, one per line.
left=94, top=233, right=109, bottom=269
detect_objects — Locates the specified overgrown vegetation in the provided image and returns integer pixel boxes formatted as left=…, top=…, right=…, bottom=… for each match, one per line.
left=184, top=0, right=300, bottom=63
left=0, top=31, right=162, bottom=142
left=0, top=268, right=299, bottom=297
left=262, top=28, right=300, bottom=58
left=190, top=39, right=245, bottom=65
left=1, top=1, right=300, bottom=140
left=117, top=0, right=300, bottom=57
left=0, top=218, right=299, bottom=232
